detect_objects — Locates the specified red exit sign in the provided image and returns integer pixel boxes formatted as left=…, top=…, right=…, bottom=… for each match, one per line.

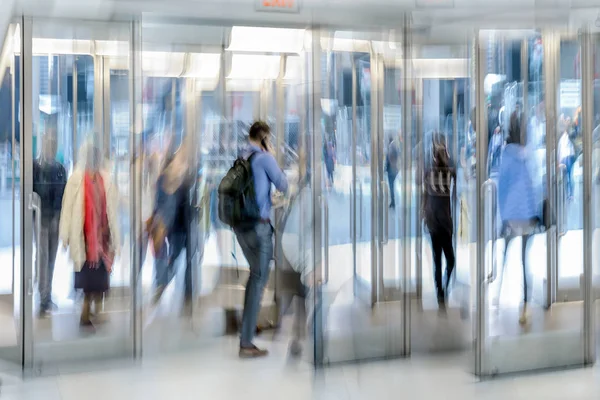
left=256, top=0, right=300, bottom=13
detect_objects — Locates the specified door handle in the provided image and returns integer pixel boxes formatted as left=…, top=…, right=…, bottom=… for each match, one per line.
left=382, top=180, right=389, bottom=244
left=558, top=163, right=566, bottom=235
left=322, top=196, right=330, bottom=284
left=28, top=192, right=42, bottom=291
left=482, top=179, right=498, bottom=284
left=359, top=182, right=363, bottom=239
left=349, top=183, right=354, bottom=240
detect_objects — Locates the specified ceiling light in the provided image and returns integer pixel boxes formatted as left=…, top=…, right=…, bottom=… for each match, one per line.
left=228, top=54, right=281, bottom=80
left=227, top=26, right=305, bottom=54
left=184, top=53, right=221, bottom=79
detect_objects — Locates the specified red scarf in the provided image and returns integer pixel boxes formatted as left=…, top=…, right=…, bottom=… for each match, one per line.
left=83, top=172, right=113, bottom=270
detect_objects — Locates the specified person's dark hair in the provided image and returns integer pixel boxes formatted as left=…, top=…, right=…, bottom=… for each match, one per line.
left=507, top=110, right=522, bottom=145
left=249, top=120, right=270, bottom=140
left=433, top=144, right=449, bottom=168
left=431, top=132, right=449, bottom=168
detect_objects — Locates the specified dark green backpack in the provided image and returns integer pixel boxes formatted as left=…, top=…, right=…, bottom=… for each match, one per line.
left=218, top=152, right=260, bottom=229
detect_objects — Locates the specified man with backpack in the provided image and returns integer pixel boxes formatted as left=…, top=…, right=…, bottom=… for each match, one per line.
left=218, top=121, right=288, bottom=358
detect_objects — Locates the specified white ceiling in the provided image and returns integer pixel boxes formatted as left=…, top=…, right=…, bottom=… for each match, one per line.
left=2, top=0, right=600, bottom=51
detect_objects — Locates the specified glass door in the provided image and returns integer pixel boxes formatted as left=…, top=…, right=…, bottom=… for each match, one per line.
left=0, top=21, right=22, bottom=370
left=411, top=44, right=474, bottom=353
left=314, top=29, right=406, bottom=364
left=22, top=19, right=133, bottom=370
left=592, top=30, right=600, bottom=359
left=556, top=37, right=585, bottom=302
left=475, top=28, right=592, bottom=376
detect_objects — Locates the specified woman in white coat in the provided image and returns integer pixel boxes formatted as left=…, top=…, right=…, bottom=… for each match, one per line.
left=59, top=140, right=120, bottom=327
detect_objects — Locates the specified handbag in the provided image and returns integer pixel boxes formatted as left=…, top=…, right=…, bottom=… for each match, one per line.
left=458, top=194, right=470, bottom=244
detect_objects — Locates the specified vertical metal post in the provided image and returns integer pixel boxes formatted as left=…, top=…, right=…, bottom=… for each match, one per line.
left=351, top=55, right=358, bottom=296
left=378, top=51, right=386, bottom=301
left=276, top=56, right=285, bottom=165
left=273, top=55, right=286, bottom=315
left=221, top=51, right=232, bottom=167
left=252, top=90, right=260, bottom=121
left=11, top=26, right=16, bottom=296
left=475, top=30, right=488, bottom=377
left=21, top=16, right=34, bottom=370
left=415, top=76, right=423, bottom=302
left=102, top=57, right=111, bottom=159
left=260, top=81, right=269, bottom=121
left=580, top=26, right=595, bottom=365
left=521, top=38, right=528, bottom=132
left=311, top=27, right=324, bottom=367
left=402, top=14, right=412, bottom=356
left=184, top=75, right=200, bottom=302
left=185, top=79, right=197, bottom=147
left=451, top=80, right=458, bottom=256
left=72, top=59, right=78, bottom=163
left=370, top=49, right=379, bottom=307
left=543, top=30, right=558, bottom=308
left=170, top=78, right=176, bottom=136
left=129, top=18, right=143, bottom=359
left=94, top=55, right=104, bottom=144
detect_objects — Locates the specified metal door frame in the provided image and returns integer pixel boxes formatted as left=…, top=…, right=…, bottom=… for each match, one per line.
left=0, top=19, right=25, bottom=368
left=474, top=27, right=596, bottom=377
left=21, top=16, right=34, bottom=370
left=19, top=17, right=139, bottom=371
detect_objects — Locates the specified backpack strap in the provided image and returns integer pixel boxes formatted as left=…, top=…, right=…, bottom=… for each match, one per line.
left=247, top=151, right=259, bottom=162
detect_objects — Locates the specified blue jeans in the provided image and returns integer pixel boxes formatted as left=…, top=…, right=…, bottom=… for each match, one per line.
left=561, top=155, right=575, bottom=198
left=35, top=215, right=60, bottom=310
left=154, top=232, right=192, bottom=298
left=235, top=223, right=274, bottom=348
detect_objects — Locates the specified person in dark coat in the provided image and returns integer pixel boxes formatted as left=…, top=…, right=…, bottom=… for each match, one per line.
left=422, top=134, right=456, bottom=309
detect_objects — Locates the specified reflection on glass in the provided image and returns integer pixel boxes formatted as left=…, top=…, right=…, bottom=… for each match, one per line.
left=478, top=31, right=585, bottom=376
left=593, top=35, right=600, bottom=350
left=0, top=23, right=20, bottom=364
left=557, top=41, right=583, bottom=288
left=32, top=53, right=93, bottom=312
left=27, top=22, right=132, bottom=368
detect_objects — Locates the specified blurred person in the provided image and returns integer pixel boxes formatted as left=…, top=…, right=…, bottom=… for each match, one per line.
left=385, top=136, right=400, bottom=208
left=33, top=132, right=67, bottom=317
left=59, top=140, right=120, bottom=327
left=146, top=134, right=195, bottom=312
left=278, top=149, right=312, bottom=355
left=460, top=107, right=477, bottom=182
left=135, top=144, right=161, bottom=273
left=422, top=134, right=456, bottom=310
left=234, top=121, right=288, bottom=358
left=557, top=119, right=575, bottom=201
left=497, top=111, right=537, bottom=325
left=530, top=37, right=543, bottom=83
left=279, top=164, right=311, bottom=357
left=279, top=162, right=339, bottom=360
left=487, top=125, right=503, bottom=178
left=323, top=139, right=335, bottom=189
left=528, top=103, right=545, bottom=149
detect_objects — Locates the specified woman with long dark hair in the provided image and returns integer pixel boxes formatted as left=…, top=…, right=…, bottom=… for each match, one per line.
left=422, top=134, right=456, bottom=309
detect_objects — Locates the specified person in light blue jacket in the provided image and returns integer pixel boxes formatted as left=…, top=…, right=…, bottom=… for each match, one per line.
left=497, top=110, right=538, bottom=325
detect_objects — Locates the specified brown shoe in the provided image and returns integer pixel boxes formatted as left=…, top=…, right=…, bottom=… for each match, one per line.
left=80, top=293, right=92, bottom=325
left=239, top=345, right=268, bottom=359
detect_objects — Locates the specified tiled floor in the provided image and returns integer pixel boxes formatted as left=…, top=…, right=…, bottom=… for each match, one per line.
left=1, top=341, right=600, bottom=400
